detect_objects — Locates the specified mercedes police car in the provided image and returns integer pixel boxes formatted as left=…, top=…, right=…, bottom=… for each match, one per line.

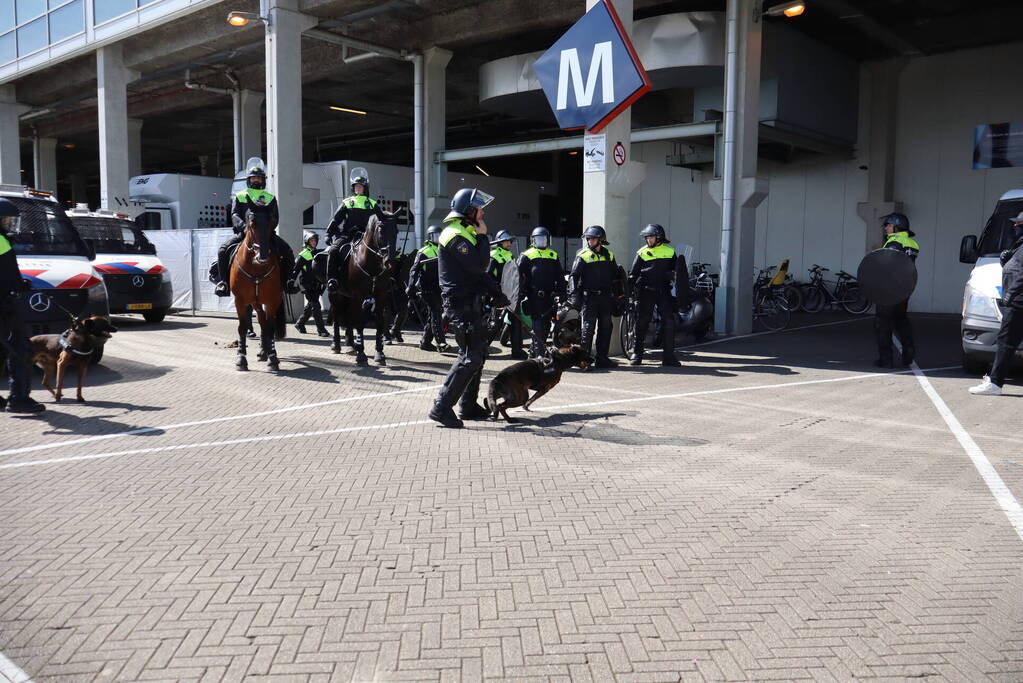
left=67, top=205, right=172, bottom=323
left=1, top=184, right=109, bottom=341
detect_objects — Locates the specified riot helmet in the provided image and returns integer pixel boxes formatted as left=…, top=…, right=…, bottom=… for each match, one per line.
left=350, top=166, right=370, bottom=195
left=531, top=226, right=551, bottom=249
left=0, top=198, right=16, bottom=235
left=425, top=224, right=442, bottom=244
left=447, top=188, right=495, bottom=222
left=303, top=230, right=319, bottom=247
left=493, top=229, right=513, bottom=244
left=582, top=225, right=607, bottom=244
left=244, top=157, right=267, bottom=190
left=881, top=213, right=913, bottom=236
left=639, top=223, right=669, bottom=243
left=1012, top=211, right=1023, bottom=239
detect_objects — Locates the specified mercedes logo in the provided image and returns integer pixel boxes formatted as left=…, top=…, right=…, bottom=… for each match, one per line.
left=132, top=275, right=145, bottom=288
left=29, top=292, right=50, bottom=313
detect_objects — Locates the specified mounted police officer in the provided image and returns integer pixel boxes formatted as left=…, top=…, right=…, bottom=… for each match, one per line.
left=875, top=213, right=919, bottom=367
left=517, top=226, right=566, bottom=358
left=570, top=225, right=621, bottom=369
left=293, top=230, right=329, bottom=337
left=213, top=160, right=297, bottom=297
left=488, top=229, right=526, bottom=359
left=428, top=188, right=508, bottom=429
left=325, top=167, right=387, bottom=293
left=0, top=198, right=45, bottom=413
left=628, top=223, right=681, bottom=367
left=408, top=224, right=448, bottom=352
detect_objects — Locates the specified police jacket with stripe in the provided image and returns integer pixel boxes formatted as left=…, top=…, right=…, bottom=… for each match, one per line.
left=883, top=231, right=920, bottom=261
left=1001, top=236, right=1023, bottom=310
left=629, top=243, right=677, bottom=292
left=326, top=195, right=386, bottom=244
left=488, top=245, right=514, bottom=282
left=570, top=246, right=619, bottom=294
left=293, top=245, right=323, bottom=288
left=0, top=233, right=21, bottom=293
left=517, top=247, right=566, bottom=297
left=438, top=219, right=502, bottom=301
left=409, top=242, right=441, bottom=293
left=232, top=189, right=279, bottom=234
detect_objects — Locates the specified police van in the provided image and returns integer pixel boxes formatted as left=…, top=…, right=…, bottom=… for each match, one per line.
left=67, top=205, right=173, bottom=323
left=1, top=185, right=109, bottom=341
left=959, top=188, right=1023, bottom=374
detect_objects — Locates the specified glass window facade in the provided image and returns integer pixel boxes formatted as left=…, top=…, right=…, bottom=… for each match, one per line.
left=1, top=0, right=93, bottom=64
left=49, top=0, right=83, bottom=43
left=17, top=16, right=48, bottom=56
left=0, top=32, right=15, bottom=64
left=0, top=4, right=15, bottom=34
left=16, top=0, right=47, bottom=24
left=94, top=0, right=137, bottom=24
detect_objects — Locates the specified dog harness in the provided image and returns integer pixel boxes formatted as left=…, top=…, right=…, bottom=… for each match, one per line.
left=59, top=329, right=94, bottom=356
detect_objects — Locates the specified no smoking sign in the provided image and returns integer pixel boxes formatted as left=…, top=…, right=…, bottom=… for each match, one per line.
left=613, top=142, right=627, bottom=166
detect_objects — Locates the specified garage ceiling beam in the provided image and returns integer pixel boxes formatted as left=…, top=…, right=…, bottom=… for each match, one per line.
left=814, top=0, right=923, bottom=57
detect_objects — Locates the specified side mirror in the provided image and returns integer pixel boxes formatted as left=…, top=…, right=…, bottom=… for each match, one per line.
left=959, top=235, right=978, bottom=264
left=84, top=238, right=96, bottom=261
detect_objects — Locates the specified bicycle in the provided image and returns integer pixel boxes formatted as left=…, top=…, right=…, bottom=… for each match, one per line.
left=752, top=267, right=791, bottom=331
left=800, top=264, right=871, bottom=314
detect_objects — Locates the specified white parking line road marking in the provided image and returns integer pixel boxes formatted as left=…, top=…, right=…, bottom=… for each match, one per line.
left=0, top=652, right=33, bottom=683
left=0, top=365, right=957, bottom=471
left=910, top=362, right=1023, bottom=542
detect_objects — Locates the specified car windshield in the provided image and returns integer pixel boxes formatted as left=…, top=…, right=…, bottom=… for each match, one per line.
left=3, top=197, right=88, bottom=257
left=71, top=216, right=154, bottom=255
left=977, top=198, right=1023, bottom=256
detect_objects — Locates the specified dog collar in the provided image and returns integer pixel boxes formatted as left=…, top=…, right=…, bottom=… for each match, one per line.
left=59, top=331, right=94, bottom=356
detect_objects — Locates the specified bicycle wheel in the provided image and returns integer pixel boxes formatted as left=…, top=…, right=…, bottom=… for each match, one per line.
left=782, top=283, right=803, bottom=312
left=840, top=284, right=872, bottom=315
left=619, top=306, right=636, bottom=357
left=756, top=293, right=790, bottom=331
left=801, top=285, right=826, bottom=314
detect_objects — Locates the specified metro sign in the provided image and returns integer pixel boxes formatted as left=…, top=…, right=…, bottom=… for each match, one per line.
left=533, top=0, right=651, bottom=133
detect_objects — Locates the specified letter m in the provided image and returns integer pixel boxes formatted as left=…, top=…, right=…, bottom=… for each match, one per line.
left=556, top=41, right=615, bottom=111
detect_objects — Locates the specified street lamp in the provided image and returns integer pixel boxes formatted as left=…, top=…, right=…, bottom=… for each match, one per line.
left=764, top=1, right=806, bottom=18
left=226, top=11, right=268, bottom=27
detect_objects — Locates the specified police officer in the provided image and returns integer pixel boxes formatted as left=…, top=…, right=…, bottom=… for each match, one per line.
left=428, top=188, right=508, bottom=429
left=488, top=229, right=526, bottom=359
left=293, top=230, right=329, bottom=337
left=0, top=198, right=45, bottom=413
left=213, top=163, right=297, bottom=297
left=875, top=213, right=919, bottom=368
left=325, top=169, right=387, bottom=293
left=385, top=247, right=411, bottom=344
left=971, top=211, right=1023, bottom=396
left=517, top=226, right=566, bottom=358
left=570, top=225, right=622, bottom=369
left=628, top=223, right=681, bottom=367
left=408, top=225, right=448, bottom=352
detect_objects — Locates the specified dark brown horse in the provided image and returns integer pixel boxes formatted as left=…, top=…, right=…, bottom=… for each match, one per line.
left=327, top=214, right=397, bottom=365
left=229, top=205, right=286, bottom=371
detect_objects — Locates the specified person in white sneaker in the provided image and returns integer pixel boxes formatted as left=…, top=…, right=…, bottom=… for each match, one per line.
left=970, top=211, right=1023, bottom=396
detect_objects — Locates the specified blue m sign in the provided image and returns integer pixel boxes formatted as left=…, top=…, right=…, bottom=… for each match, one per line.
left=533, top=0, right=650, bottom=133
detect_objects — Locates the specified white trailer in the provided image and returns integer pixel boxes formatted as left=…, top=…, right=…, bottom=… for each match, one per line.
left=130, top=173, right=234, bottom=230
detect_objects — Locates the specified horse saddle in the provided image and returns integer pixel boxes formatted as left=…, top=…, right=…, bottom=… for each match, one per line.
left=208, top=243, right=243, bottom=283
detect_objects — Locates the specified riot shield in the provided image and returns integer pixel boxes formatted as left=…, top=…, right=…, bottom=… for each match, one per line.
left=501, top=261, right=520, bottom=311
left=857, top=248, right=917, bottom=306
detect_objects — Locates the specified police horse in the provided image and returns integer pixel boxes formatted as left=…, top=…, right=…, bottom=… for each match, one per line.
left=228, top=204, right=287, bottom=371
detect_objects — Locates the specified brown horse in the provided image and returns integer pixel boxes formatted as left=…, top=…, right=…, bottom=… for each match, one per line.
left=230, top=205, right=287, bottom=371
left=327, top=214, right=397, bottom=366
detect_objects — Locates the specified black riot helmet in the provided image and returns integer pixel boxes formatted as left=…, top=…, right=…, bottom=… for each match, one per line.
left=530, top=226, right=551, bottom=249
left=246, top=166, right=266, bottom=190
left=881, top=213, right=913, bottom=236
left=582, top=225, right=607, bottom=243
left=426, top=224, right=441, bottom=243
left=447, top=188, right=495, bottom=222
left=350, top=166, right=370, bottom=195
left=493, top=229, right=513, bottom=243
left=640, top=223, right=669, bottom=243
left=303, top=230, right=319, bottom=246
left=0, top=198, right=16, bottom=235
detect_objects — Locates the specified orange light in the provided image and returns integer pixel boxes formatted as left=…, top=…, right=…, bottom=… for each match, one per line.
left=783, top=3, right=805, bottom=17
left=62, top=142, right=76, bottom=149
left=228, top=14, right=249, bottom=26
left=568, top=151, right=579, bottom=155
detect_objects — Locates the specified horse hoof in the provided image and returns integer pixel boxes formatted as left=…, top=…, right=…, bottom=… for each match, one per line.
left=257, top=352, right=267, bottom=362
left=375, top=356, right=387, bottom=366
left=236, top=361, right=248, bottom=371
left=356, top=355, right=369, bottom=366
left=269, top=360, right=280, bottom=372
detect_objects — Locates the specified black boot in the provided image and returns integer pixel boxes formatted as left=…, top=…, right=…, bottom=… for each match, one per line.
left=215, top=250, right=231, bottom=297
left=420, top=340, right=437, bottom=351
left=429, top=403, right=463, bottom=428
left=459, top=402, right=490, bottom=420
left=901, top=346, right=915, bottom=367
left=6, top=396, right=46, bottom=414
left=630, top=346, right=643, bottom=366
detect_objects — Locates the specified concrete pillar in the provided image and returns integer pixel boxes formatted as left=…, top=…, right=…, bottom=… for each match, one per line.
left=709, top=0, right=767, bottom=336
left=856, top=60, right=905, bottom=248
left=97, top=45, right=139, bottom=211
left=423, top=47, right=452, bottom=227
left=234, top=89, right=264, bottom=173
left=0, top=85, right=26, bottom=186
left=127, top=118, right=143, bottom=178
left=33, top=136, right=58, bottom=193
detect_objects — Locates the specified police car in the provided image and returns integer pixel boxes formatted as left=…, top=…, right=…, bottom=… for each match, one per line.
left=66, top=205, right=172, bottom=323
left=1, top=185, right=109, bottom=344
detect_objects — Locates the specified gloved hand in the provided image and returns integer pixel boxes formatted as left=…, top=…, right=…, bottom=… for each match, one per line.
left=492, top=292, right=510, bottom=309
left=285, top=279, right=300, bottom=294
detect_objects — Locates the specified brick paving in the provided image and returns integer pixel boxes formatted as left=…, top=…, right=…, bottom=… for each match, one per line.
left=1, top=313, right=1021, bottom=682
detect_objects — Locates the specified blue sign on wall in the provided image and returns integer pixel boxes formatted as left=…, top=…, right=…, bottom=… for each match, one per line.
left=533, top=0, right=651, bottom=133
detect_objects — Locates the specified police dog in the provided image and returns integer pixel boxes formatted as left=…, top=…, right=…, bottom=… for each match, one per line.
left=30, top=316, right=117, bottom=403
left=484, top=345, right=593, bottom=422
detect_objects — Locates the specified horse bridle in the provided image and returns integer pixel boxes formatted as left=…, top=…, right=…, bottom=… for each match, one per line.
left=234, top=214, right=278, bottom=297
left=352, top=222, right=391, bottom=280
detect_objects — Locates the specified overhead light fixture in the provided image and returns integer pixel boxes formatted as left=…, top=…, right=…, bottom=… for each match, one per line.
left=226, top=11, right=267, bottom=27
left=475, top=165, right=490, bottom=177
left=568, top=151, right=579, bottom=156
left=764, top=1, right=805, bottom=18
left=329, top=106, right=367, bottom=115
left=62, top=143, right=76, bottom=149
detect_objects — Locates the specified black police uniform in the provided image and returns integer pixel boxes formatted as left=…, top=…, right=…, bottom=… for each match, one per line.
left=0, top=202, right=44, bottom=412
left=875, top=231, right=920, bottom=367
left=628, top=242, right=680, bottom=365
left=989, top=233, right=1023, bottom=387
left=488, top=244, right=524, bottom=357
left=408, top=241, right=446, bottom=348
left=517, top=246, right=566, bottom=357
left=385, top=250, right=411, bottom=343
left=433, top=218, right=504, bottom=417
left=570, top=244, right=621, bottom=365
left=325, top=194, right=387, bottom=284
left=293, top=243, right=328, bottom=336
left=216, top=189, right=296, bottom=290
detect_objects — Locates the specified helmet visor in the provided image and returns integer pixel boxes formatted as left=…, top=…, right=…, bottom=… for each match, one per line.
left=469, top=190, right=495, bottom=210
left=350, top=167, right=369, bottom=185
left=533, top=235, right=548, bottom=249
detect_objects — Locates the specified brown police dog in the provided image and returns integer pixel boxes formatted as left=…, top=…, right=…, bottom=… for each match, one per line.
left=30, top=316, right=117, bottom=403
left=483, top=345, right=593, bottom=422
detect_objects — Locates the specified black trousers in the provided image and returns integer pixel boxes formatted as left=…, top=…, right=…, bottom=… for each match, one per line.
left=989, top=306, right=1023, bottom=386
left=1, top=295, right=32, bottom=401
left=326, top=239, right=355, bottom=281
left=875, top=300, right=914, bottom=362
left=635, top=290, right=677, bottom=361
left=297, top=287, right=326, bottom=329
left=435, top=299, right=488, bottom=411
left=507, top=308, right=524, bottom=354
left=580, top=292, right=614, bottom=361
left=389, top=287, right=409, bottom=336
left=419, top=289, right=446, bottom=345
left=525, top=293, right=557, bottom=357
left=218, top=234, right=295, bottom=283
